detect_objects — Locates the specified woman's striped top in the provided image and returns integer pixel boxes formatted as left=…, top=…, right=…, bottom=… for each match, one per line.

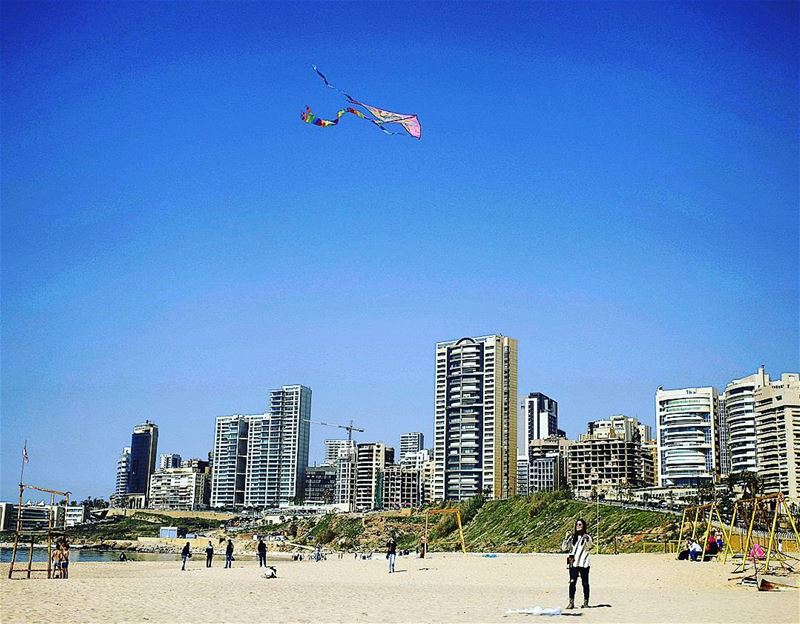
left=562, top=533, right=593, bottom=568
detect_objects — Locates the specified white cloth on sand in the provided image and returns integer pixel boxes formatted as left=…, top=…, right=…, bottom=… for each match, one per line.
left=506, top=607, right=563, bottom=616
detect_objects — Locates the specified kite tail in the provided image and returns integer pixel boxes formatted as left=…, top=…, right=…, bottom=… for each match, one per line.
left=301, top=105, right=406, bottom=136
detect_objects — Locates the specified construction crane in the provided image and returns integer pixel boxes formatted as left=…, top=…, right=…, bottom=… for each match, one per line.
left=304, top=419, right=364, bottom=443
left=304, top=419, right=364, bottom=513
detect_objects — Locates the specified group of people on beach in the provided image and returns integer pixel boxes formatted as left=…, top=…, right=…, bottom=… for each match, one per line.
left=181, top=538, right=238, bottom=570
left=678, top=530, right=725, bottom=561
left=51, top=537, right=70, bottom=579
left=169, top=517, right=597, bottom=610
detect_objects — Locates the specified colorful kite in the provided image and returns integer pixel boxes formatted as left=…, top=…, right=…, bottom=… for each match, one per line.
left=301, top=66, right=421, bottom=140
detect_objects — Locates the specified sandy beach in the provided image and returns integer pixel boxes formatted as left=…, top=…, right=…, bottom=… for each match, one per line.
left=1, top=552, right=797, bottom=623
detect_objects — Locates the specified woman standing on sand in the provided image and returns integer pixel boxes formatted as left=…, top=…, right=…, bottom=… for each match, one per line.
left=181, top=542, right=191, bottom=571
left=225, top=539, right=234, bottom=568
left=386, top=536, right=397, bottom=574
left=561, top=518, right=593, bottom=610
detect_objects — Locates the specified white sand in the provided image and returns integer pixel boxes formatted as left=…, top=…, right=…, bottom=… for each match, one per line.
left=1, top=553, right=797, bottom=623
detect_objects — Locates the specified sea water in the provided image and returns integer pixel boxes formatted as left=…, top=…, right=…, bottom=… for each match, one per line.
left=0, top=547, right=178, bottom=563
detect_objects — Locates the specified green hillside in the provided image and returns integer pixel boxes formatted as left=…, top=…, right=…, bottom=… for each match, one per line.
left=430, top=492, right=678, bottom=553
left=288, top=492, right=678, bottom=554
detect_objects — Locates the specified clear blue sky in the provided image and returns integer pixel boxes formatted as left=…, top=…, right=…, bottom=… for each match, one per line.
left=2, top=1, right=797, bottom=501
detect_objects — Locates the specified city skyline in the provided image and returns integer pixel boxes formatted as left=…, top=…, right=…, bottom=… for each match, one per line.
left=2, top=2, right=798, bottom=501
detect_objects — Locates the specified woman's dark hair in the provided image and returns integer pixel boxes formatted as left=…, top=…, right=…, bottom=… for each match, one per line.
left=572, top=518, right=588, bottom=544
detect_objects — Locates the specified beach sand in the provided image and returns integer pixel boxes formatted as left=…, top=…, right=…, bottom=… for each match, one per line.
left=1, top=553, right=797, bottom=623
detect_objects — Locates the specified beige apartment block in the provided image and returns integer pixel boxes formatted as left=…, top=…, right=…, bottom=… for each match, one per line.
left=754, top=373, right=800, bottom=499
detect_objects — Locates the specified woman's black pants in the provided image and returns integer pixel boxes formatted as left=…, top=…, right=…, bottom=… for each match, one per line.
left=568, top=566, right=590, bottom=602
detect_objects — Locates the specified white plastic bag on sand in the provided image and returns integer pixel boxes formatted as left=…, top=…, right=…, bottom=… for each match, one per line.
left=506, top=607, right=563, bottom=616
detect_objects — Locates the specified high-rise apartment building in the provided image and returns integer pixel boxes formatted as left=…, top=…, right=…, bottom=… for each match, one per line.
left=434, top=335, right=518, bottom=501
left=724, top=366, right=769, bottom=475
left=210, top=384, right=312, bottom=508
left=754, top=373, right=800, bottom=498
left=399, top=432, right=424, bottom=462
left=127, top=422, right=159, bottom=503
left=159, top=453, right=182, bottom=470
left=521, top=393, right=563, bottom=445
left=113, top=447, right=131, bottom=502
left=334, top=443, right=357, bottom=508
left=355, top=443, right=394, bottom=511
left=210, top=415, right=249, bottom=508
left=655, top=386, right=718, bottom=487
left=323, top=440, right=351, bottom=466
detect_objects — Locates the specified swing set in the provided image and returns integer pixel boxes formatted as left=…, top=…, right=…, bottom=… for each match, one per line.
left=676, top=502, right=731, bottom=562
left=721, top=493, right=800, bottom=577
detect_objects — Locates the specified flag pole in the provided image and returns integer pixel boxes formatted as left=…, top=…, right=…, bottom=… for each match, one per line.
left=19, top=440, right=27, bottom=487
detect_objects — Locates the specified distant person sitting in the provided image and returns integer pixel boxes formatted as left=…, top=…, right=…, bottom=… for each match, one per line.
left=119, top=552, right=128, bottom=562
left=263, top=565, right=277, bottom=579
left=689, top=540, right=703, bottom=561
left=677, top=539, right=692, bottom=561
left=705, top=534, right=718, bottom=557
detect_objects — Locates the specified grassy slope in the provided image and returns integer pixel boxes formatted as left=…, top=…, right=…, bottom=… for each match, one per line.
left=291, top=493, right=678, bottom=554
left=438, top=495, right=677, bottom=553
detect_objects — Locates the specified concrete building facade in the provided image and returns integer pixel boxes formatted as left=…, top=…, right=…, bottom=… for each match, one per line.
left=754, top=373, right=800, bottom=498
left=568, top=427, right=643, bottom=496
left=355, top=442, right=394, bottom=511
left=149, top=468, right=210, bottom=511
left=382, top=464, right=421, bottom=509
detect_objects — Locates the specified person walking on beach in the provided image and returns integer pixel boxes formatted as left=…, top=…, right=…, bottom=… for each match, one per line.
left=205, top=541, right=214, bottom=568
left=386, top=535, right=397, bottom=574
left=181, top=542, right=191, bottom=571
left=225, top=539, right=234, bottom=568
left=561, top=518, right=593, bottom=610
left=257, top=538, right=267, bottom=567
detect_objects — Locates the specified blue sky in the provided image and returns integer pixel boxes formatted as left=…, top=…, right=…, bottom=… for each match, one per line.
left=2, top=1, right=797, bottom=501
